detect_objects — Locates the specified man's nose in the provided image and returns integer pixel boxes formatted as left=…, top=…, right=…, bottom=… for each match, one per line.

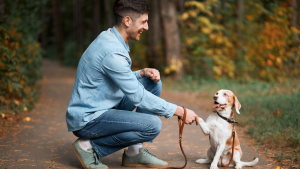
left=144, top=23, right=149, bottom=30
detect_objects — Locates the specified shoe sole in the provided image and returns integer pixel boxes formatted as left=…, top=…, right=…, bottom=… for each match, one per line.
left=72, top=144, right=108, bottom=169
left=122, top=162, right=168, bottom=168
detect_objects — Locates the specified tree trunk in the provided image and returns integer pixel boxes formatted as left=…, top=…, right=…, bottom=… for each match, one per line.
left=290, top=0, right=298, bottom=47
left=160, top=0, right=182, bottom=78
left=51, top=0, right=64, bottom=60
left=104, top=0, right=113, bottom=28
left=237, top=0, right=244, bottom=47
left=177, top=0, right=185, bottom=14
left=221, top=0, right=226, bottom=25
left=73, top=0, right=85, bottom=50
left=41, top=3, right=47, bottom=49
left=212, top=5, right=219, bottom=23
left=0, top=0, right=4, bottom=23
left=92, top=0, right=100, bottom=40
left=147, top=0, right=161, bottom=68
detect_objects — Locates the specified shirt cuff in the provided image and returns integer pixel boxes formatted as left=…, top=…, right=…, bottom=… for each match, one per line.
left=164, top=102, right=177, bottom=119
left=133, top=70, right=142, bottom=80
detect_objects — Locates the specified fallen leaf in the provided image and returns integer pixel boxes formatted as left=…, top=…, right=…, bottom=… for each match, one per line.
left=24, top=117, right=31, bottom=122
left=273, top=108, right=280, bottom=116
left=13, top=99, right=20, bottom=105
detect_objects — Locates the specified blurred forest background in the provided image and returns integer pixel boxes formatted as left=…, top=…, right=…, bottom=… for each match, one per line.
left=0, top=0, right=300, bottom=167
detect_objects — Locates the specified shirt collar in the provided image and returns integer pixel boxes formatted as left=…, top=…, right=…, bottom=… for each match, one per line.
left=111, top=26, right=130, bottom=52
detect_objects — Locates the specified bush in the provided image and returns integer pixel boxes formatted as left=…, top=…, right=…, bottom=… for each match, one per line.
left=180, top=0, right=300, bottom=81
left=0, top=0, right=45, bottom=117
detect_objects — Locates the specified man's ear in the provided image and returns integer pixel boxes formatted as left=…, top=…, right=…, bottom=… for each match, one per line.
left=234, top=95, right=241, bottom=114
left=123, top=16, right=132, bottom=27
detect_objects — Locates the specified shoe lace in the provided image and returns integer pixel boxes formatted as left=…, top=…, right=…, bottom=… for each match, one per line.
left=144, top=149, right=157, bottom=158
left=92, top=150, right=100, bottom=165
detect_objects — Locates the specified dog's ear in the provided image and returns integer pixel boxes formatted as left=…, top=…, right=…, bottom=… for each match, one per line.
left=234, top=95, right=241, bottom=114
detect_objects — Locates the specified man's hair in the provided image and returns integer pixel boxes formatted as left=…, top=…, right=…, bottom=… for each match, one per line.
left=113, top=0, right=150, bottom=25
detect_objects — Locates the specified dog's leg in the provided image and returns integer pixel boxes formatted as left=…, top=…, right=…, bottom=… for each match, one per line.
left=210, top=144, right=225, bottom=169
left=198, top=117, right=210, bottom=135
left=233, top=151, right=242, bottom=169
left=196, top=147, right=213, bottom=164
left=196, top=158, right=212, bottom=164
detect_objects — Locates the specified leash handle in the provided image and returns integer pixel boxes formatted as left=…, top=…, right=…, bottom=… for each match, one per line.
left=165, top=106, right=187, bottom=169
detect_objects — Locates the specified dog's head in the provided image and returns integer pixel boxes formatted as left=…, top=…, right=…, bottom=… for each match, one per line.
left=212, top=89, right=241, bottom=114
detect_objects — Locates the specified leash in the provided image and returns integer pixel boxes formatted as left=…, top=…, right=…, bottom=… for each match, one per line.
left=165, top=106, right=187, bottom=169
left=217, top=112, right=238, bottom=169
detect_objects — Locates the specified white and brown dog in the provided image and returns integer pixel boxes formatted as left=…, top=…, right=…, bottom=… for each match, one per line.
left=196, top=89, right=259, bottom=169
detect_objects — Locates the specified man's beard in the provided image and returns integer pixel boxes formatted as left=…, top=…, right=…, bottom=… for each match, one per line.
left=128, top=28, right=142, bottom=41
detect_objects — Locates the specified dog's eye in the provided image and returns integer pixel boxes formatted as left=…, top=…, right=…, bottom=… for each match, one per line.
left=224, top=93, right=227, bottom=96
left=216, top=92, right=218, bottom=95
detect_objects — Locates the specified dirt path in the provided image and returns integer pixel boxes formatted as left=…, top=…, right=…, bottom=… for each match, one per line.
left=0, top=59, right=274, bottom=169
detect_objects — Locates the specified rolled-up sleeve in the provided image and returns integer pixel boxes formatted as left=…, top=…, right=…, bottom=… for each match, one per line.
left=133, top=70, right=142, bottom=80
left=101, top=52, right=177, bottom=118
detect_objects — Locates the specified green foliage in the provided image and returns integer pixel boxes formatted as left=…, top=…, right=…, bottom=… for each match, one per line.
left=0, top=0, right=45, bottom=116
left=180, top=0, right=300, bottom=81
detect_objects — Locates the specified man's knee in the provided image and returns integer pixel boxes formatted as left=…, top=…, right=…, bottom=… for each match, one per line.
left=146, top=115, right=162, bottom=137
left=150, top=80, right=162, bottom=97
left=139, top=77, right=162, bottom=96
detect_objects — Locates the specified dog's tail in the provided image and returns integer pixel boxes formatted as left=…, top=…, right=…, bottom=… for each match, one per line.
left=241, top=157, right=259, bottom=167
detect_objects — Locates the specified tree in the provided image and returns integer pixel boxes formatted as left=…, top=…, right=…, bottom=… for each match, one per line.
left=0, top=0, right=4, bottom=22
left=237, top=0, right=244, bottom=47
left=92, top=0, right=100, bottom=40
left=51, top=0, right=64, bottom=60
left=221, top=0, right=227, bottom=25
left=177, top=0, right=185, bottom=14
left=290, top=0, right=298, bottom=48
left=147, top=0, right=161, bottom=68
left=73, top=0, right=85, bottom=50
left=41, top=2, right=47, bottom=49
left=104, top=0, right=113, bottom=29
left=160, top=0, right=182, bottom=78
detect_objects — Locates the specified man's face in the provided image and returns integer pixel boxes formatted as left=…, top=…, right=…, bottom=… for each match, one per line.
left=127, top=13, right=148, bottom=41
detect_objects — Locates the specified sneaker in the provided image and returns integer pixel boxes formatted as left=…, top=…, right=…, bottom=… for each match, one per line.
left=122, top=148, right=168, bottom=168
left=72, top=139, right=108, bottom=169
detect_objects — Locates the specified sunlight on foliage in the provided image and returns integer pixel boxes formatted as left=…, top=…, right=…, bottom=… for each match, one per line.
left=164, top=57, right=183, bottom=74
left=180, top=0, right=300, bottom=81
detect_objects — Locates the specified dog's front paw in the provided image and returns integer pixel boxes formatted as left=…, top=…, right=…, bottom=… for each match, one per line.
left=198, top=117, right=204, bottom=123
left=196, top=159, right=208, bottom=164
left=210, top=164, right=219, bottom=169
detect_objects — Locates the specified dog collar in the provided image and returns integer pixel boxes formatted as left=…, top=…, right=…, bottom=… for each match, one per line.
left=216, top=112, right=238, bottom=124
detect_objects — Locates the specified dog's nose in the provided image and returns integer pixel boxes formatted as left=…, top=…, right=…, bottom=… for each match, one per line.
left=213, top=96, right=218, bottom=100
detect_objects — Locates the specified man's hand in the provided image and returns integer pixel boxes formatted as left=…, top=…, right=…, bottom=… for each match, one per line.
left=174, top=106, right=199, bottom=125
left=140, top=68, right=160, bottom=82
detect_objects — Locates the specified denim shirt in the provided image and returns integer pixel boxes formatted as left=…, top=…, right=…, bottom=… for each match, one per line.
left=66, top=27, right=177, bottom=131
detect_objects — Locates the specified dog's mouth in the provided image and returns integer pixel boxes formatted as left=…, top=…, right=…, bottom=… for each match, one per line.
left=212, top=101, right=227, bottom=109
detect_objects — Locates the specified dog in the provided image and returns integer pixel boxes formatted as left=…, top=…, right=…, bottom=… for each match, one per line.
left=196, top=89, right=259, bottom=169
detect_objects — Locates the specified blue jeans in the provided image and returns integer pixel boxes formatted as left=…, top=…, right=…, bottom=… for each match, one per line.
left=73, top=77, right=163, bottom=157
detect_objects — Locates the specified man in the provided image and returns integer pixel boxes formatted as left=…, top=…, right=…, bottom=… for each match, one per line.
left=66, top=0, right=199, bottom=168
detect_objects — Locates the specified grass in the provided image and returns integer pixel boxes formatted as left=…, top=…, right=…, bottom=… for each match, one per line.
left=163, top=76, right=300, bottom=165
